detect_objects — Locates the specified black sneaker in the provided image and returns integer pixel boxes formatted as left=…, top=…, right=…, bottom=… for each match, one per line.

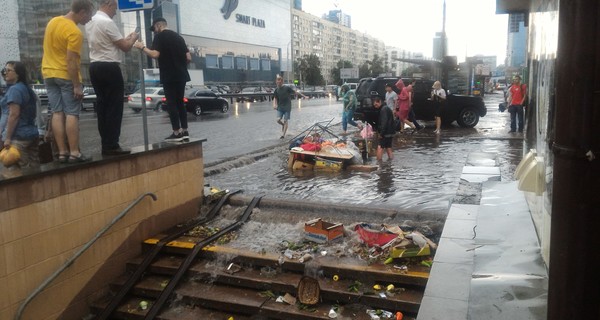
left=182, top=130, right=190, bottom=141
left=165, top=132, right=184, bottom=142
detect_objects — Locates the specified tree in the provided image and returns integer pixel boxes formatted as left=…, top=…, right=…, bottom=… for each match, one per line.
left=370, top=54, right=385, bottom=76
left=295, top=54, right=324, bottom=86
left=330, top=60, right=353, bottom=85
left=402, top=65, right=421, bottom=77
left=357, top=54, right=386, bottom=79
left=358, top=61, right=370, bottom=79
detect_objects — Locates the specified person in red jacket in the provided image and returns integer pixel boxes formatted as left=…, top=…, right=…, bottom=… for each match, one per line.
left=507, top=75, right=527, bottom=133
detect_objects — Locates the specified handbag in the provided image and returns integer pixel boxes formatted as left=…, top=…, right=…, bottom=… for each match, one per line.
left=498, top=102, right=507, bottom=112
left=38, top=138, right=53, bottom=164
left=38, top=115, right=54, bottom=164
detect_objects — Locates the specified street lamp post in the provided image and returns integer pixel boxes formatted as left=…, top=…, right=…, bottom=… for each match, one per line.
left=287, top=41, right=291, bottom=84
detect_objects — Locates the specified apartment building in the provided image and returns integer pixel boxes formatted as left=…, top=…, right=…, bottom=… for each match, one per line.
left=292, top=9, right=386, bottom=84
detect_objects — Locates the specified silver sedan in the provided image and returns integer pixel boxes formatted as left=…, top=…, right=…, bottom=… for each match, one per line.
left=127, top=87, right=165, bottom=112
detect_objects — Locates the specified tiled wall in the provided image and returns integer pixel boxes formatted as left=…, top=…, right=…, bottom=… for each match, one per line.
left=0, top=142, right=204, bottom=319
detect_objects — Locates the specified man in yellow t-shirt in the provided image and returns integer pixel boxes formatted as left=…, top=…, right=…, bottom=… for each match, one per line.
left=41, top=0, right=94, bottom=164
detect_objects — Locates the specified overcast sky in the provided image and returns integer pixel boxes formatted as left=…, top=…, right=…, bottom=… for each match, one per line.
left=301, top=0, right=508, bottom=64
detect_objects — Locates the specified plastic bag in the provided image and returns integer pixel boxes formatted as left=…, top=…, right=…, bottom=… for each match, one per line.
left=360, top=123, right=374, bottom=139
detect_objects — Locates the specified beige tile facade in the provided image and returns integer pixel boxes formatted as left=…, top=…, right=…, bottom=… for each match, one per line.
left=0, top=141, right=205, bottom=319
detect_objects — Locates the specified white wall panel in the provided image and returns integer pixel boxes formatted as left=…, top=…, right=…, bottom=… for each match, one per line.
left=180, top=0, right=290, bottom=50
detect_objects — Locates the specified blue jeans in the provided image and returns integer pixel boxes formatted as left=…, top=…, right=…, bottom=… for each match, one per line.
left=509, top=105, right=524, bottom=132
left=342, top=109, right=359, bottom=131
left=408, top=108, right=422, bottom=129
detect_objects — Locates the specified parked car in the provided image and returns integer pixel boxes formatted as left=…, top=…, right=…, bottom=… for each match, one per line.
left=32, top=84, right=48, bottom=106
left=127, top=87, right=164, bottom=112
left=206, top=85, right=224, bottom=94
left=237, top=87, right=268, bottom=102
left=183, top=88, right=230, bottom=116
left=354, top=77, right=486, bottom=128
left=217, top=85, right=231, bottom=93
left=344, top=82, right=358, bottom=91
left=496, top=81, right=507, bottom=91
left=81, top=87, right=97, bottom=111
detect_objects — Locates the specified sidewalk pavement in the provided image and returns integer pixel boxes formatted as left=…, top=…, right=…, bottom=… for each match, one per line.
left=417, top=152, right=548, bottom=320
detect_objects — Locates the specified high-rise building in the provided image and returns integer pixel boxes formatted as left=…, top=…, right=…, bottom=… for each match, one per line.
left=432, top=32, right=448, bottom=61
left=293, top=0, right=302, bottom=10
left=292, top=9, right=385, bottom=83
left=506, top=13, right=527, bottom=68
left=386, top=47, right=424, bottom=77
left=325, top=10, right=351, bottom=28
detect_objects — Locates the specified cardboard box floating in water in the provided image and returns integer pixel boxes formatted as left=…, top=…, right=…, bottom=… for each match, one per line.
left=304, top=218, right=344, bottom=243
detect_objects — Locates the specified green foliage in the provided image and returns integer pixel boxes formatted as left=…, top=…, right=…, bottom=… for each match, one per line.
left=330, top=60, right=353, bottom=85
left=402, top=65, right=421, bottom=77
left=294, top=54, right=325, bottom=86
left=358, top=54, right=386, bottom=79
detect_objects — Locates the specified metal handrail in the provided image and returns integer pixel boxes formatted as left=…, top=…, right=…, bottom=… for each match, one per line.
left=14, top=192, right=158, bottom=320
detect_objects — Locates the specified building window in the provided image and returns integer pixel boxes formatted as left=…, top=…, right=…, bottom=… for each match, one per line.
left=222, top=55, right=234, bottom=69
left=236, top=56, right=248, bottom=70
left=249, top=58, right=259, bottom=70
left=206, top=54, right=219, bottom=68
left=261, top=59, right=271, bottom=71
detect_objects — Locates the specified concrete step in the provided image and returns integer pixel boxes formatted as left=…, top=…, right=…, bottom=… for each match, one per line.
left=121, top=254, right=424, bottom=313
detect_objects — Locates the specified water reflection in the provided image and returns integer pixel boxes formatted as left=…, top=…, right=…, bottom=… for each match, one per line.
left=375, top=162, right=396, bottom=197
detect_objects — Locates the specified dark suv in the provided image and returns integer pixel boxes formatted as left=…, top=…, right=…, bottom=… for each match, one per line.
left=354, top=77, right=486, bottom=128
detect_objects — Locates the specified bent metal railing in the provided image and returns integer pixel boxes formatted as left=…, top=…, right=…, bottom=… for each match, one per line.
left=14, top=192, right=158, bottom=320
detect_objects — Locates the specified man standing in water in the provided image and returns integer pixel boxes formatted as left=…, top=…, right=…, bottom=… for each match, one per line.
left=373, top=96, right=395, bottom=161
left=273, top=75, right=305, bottom=139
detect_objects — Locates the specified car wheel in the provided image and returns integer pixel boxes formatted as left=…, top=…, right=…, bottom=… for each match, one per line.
left=155, top=102, right=162, bottom=112
left=457, top=108, right=479, bottom=128
left=221, top=102, right=229, bottom=113
left=132, top=108, right=141, bottom=113
left=194, top=105, right=202, bottom=116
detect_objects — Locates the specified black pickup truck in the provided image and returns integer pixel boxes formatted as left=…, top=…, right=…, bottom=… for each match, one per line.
left=354, top=77, right=486, bottom=128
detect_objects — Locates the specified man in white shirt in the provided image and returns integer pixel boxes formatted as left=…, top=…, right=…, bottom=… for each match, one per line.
left=384, top=83, right=398, bottom=110
left=86, top=0, right=138, bottom=155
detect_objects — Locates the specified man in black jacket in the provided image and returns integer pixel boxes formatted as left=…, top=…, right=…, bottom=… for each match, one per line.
left=373, top=96, right=395, bottom=161
left=134, top=17, right=191, bottom=142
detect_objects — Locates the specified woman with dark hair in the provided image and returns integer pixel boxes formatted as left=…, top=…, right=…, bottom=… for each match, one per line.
left=0, top=61, right=39, bottom=170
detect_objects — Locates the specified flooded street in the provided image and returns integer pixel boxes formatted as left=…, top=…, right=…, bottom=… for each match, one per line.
left=78, top=90, right=523, bottom=215
left=205, top=92, right=523, bottom=215
left=206, top=134, right=522, bottom=214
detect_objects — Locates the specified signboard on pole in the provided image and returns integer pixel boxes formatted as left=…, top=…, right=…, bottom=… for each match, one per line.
left=118, top=0, right=153, bottom=12
left=340, top=67, right=359, bottom=79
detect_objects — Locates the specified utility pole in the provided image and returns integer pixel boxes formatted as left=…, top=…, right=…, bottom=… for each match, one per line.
left=441, top=0, right=448, bottom=88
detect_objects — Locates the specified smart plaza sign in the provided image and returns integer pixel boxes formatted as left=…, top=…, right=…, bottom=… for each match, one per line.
left=221, top=0, right=265, bottom=28
left=235, top=14, right=266, bottom=28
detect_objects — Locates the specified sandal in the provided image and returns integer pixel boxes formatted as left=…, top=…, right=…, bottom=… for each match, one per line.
left=58, top=153, right=69, bottom=164
left=68, top=153, right=91, bottom=164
